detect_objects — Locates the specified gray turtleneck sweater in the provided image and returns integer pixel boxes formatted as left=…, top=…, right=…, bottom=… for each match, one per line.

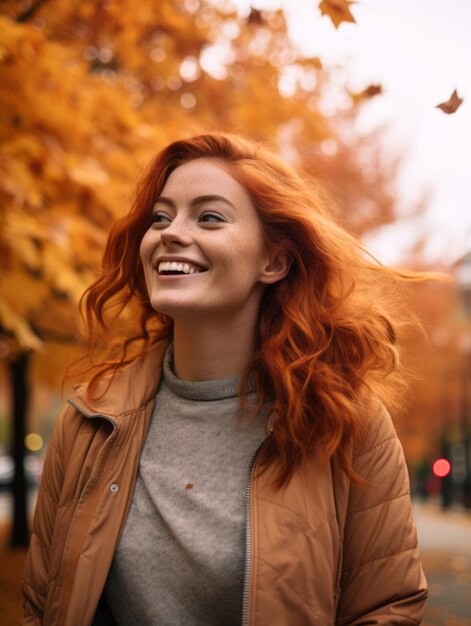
left=104, top=346, right=268, bottom=625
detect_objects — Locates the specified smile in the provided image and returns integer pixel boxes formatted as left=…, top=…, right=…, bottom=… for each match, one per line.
left=157, top=260, right=207, bottom=275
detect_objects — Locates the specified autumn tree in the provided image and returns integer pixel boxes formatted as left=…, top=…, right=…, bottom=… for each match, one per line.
left=1, top=0, right=407, bottom=545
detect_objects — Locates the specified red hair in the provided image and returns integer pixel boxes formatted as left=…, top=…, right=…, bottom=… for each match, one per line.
left=79, top=132, right=426, bottom=488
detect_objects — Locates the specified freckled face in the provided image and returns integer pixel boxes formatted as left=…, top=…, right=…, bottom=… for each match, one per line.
left=139, top=158, right=272, bottom=321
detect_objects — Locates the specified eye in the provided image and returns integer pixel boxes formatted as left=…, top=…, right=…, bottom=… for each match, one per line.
left=199, top=211, right=226, bottom=223
left=151, top=212, right=171, bottom=225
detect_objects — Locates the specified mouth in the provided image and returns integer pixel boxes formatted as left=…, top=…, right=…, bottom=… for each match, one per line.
left=156, top=260, right=208, bottom=276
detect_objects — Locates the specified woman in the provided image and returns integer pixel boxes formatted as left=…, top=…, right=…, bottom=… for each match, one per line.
left=22, top=132, right=428, bottom=625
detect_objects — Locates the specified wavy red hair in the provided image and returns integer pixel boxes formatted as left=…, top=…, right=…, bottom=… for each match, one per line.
left=79, top=132, right=426, bottom=488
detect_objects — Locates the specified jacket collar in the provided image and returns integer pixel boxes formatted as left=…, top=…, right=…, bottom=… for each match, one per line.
left=69, top=339, right=170, bottom=420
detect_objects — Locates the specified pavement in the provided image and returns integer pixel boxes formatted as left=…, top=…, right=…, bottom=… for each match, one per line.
left=413, top=499, right=471, bottom=625
left=414, top=499, right=471, bottom=553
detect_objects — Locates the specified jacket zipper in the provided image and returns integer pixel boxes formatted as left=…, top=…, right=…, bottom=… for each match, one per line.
left=55, top=401, right=119, bottom=626
left=241, top=436, right=270, bottom=626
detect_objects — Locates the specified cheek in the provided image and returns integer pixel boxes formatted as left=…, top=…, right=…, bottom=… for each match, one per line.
left=232, top=231, right=266, bottom=267
left=139, top=229, right=157, bottom=264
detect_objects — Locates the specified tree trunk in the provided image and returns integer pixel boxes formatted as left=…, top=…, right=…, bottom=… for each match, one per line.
left=9, top=351, right=30, bottom=548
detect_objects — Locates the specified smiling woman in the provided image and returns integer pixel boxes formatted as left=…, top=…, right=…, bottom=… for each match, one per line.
left=139, top=158, right=289, bottom=380
left=22, top=132, right=428, bottom=625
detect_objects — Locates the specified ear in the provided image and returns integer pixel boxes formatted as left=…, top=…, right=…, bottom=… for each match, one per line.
left=259, top=251, right=292, bottom=285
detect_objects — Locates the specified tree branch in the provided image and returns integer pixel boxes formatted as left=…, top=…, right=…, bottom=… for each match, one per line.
left=16, top=0, right=49, bottom=23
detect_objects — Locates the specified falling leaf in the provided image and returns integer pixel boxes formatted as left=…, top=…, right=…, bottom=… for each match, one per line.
left=185, top=482, right=193, bottom=489
left=318, top=0, right=356, bottom=29
left=247, top=8, right=264, bottom=25
left=348, top=84, right=382, bottom=105
left=436, top=89, right=463, bottom=114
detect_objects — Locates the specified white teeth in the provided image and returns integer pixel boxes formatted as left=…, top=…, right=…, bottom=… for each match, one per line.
left=158, top=260, right=203, bottom=274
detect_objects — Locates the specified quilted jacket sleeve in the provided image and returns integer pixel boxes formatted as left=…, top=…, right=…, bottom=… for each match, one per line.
left=336, top=403, right=428, bottom=625
left=21, top=405, right=69, bottom=624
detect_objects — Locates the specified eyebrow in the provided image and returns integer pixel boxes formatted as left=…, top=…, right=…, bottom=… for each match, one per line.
left=153, top=194, right=236, bottom=211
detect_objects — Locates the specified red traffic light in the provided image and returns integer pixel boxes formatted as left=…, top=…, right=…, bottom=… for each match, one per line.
left=432, top=458, right=451, bottom=478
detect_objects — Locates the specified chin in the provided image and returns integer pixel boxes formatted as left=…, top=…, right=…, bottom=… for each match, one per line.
left=149, top=296, right=198, bottom=318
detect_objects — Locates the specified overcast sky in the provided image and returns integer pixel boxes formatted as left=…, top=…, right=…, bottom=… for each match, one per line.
left=232, top=0, right=471, bottom=266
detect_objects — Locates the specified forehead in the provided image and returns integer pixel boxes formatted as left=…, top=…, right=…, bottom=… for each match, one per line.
left=161, top=158, right=250, bottom=204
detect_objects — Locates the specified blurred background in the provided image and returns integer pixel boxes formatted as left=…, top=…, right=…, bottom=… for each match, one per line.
left=1, top=0, right=470, bottom=623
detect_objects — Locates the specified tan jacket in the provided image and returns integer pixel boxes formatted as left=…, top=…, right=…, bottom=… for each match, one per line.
left=22, top=340, right=427, bottom=625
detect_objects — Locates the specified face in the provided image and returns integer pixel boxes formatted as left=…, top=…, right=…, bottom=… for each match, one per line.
left=140, top=158, right=281, bottom=322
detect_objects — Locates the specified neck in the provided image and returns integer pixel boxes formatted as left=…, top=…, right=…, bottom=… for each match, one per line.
left=172, top=311, right=259, bottom=381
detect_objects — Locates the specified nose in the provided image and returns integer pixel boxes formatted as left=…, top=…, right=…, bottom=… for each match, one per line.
left=160, top=215, right=191, bottom=247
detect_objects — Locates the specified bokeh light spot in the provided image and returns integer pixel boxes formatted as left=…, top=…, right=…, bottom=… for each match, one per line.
left=167, top=76, right=183, bottom=91
left=180, top=92, right=197, bottom=109
left=150, top=76, right=165, bottom=91
left=25, top=433, right=44, bottom=452
left=432, top=458, right=451, bottom=478
left=180, top=57, right=201, bottom=82
left=150, top=47, right=166, bottom=63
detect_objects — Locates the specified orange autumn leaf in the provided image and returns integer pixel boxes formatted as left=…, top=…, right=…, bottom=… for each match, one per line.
left=348, top=84, right=382, bottom=105
left=318, top=0, right=356, bottom=29
left=247, top=8, right=264, bottom=25
left=436, top=89, right=463, bottom=114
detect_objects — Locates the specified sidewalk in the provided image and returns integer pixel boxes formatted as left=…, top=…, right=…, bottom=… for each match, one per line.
left=413, top=499, right=471, bottom=626
left=414, top=498, right=471, bottom=523
left=413, top=498, right=471, bottom=552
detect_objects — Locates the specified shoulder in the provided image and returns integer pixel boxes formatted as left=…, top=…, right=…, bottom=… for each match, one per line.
left=352, top=396, right=397, bottom=460
left=348, top=397, right=411, bottom=514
